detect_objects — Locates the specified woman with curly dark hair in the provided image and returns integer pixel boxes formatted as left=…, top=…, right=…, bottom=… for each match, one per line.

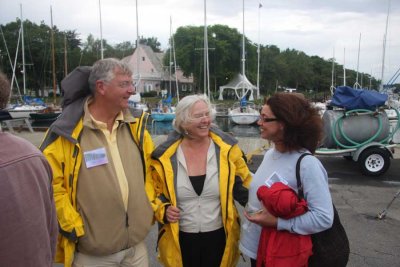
left=239, top=93, right=334, bottom=267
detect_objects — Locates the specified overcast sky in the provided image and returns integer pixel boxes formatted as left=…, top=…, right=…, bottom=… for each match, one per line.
left=1, top=0, right=399, bottom=83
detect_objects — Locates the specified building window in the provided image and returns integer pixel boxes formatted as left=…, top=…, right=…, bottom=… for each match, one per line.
left=142, top=57, right=145, bottom=61
left=144, top=83, right=153, bottom=92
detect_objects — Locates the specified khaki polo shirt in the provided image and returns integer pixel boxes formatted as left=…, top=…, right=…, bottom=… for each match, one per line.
left=90, top=112, right=129, bottom=211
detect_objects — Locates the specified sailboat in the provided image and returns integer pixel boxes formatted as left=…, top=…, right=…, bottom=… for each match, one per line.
left=127, top=0, right=149, bottom=113
left=228, top=0, right=260, bottom=125
left=150, top=17, right=177, bottom=122
left=7, top=4, right=47, bottom=119
left=29, top=6, right=62, bottom=124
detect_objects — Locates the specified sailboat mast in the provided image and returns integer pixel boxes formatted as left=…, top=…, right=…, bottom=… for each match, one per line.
left=135, top=0, right=140, bottom=89
left=203, top=0, right=210, bottom=97
left=256, top=2, right=261, bottom=99
left=64, top=34, right=68, bottom=77
left=169, top=17, right=172, bottom=97
left=330, top=48, right=335, bottom=95
left=380, top=0, right=391, bottom=91
left=354, top=33, right=361, bottom=88
left=50, top=6, right=57, bottom=104
left=98, top=0, right=104, bottom=59
left=343, top=48, right=346, bottom=86
left=20, top=4, right=26, bottom=95
left=171, top=17, right=179, bottom=101
left=241, top=0, right=245, bottom=97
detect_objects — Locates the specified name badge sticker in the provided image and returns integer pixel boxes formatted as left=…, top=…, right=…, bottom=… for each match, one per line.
left=84, top=147, right=108, bottom=168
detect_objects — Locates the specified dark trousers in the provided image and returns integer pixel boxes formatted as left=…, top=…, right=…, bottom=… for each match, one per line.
left=179, top=228, right=226, bottom=267
left=251, top=258, right=257, bottom=267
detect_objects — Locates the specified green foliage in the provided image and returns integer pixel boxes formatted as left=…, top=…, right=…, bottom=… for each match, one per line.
left=141, top=91, right=158, bottom=97
left=139, top=36, right=161, bottom=52
left=0, top=19, right=157, bottom=98
left=170, top=24, right=247, bottom=93
left=0, top=19, right=385, bottom=101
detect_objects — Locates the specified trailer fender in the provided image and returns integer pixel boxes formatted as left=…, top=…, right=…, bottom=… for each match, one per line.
left=352, top=142, right=393, bottom=161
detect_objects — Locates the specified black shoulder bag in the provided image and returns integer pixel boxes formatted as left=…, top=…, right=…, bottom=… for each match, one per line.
left=296, top=153, right=350, bottom=267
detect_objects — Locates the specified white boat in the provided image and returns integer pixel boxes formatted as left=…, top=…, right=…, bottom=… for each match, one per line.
left=5, top=7, right=48, bottom=120
left=228, top=102, right=259, bottom=125
left=8, top=104, right=47, bottom=119
left=227, top=0, right=260, bottom=125
left=128, top=93, right=148, bottom=112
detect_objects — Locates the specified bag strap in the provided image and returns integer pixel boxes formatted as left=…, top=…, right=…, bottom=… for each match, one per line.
left=296, top=153, right=312, bottom=200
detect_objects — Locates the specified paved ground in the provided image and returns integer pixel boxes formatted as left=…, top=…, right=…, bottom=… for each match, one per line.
left=6, top=130, right=400, bottom=267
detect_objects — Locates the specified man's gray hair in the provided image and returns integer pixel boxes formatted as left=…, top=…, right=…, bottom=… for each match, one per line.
left=88, top=58, right=133, bottom=94
left=173, top=94, right=215, bottom=134
left=0, top=72, right=11, bottom=109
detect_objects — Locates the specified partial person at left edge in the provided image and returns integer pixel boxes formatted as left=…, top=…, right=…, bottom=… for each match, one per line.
left=40, top=58, right=156, bottom=267
left=0, top=71, right=58, bottom=267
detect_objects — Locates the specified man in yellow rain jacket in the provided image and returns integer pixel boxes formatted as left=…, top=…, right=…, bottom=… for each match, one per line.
left=41, top=59, right=155, bottom=267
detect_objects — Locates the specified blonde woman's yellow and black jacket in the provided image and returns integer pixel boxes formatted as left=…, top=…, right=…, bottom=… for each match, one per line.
left=150, top=127, right=252, bottom=267
left=40, top=97, right=155, bottom=267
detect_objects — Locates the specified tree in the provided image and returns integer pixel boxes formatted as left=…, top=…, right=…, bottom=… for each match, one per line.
left=170, top=24, right=256, bottom=93
left=139, top=37, right=161, bottom=52
left=1, top=19, right=384, bottom=101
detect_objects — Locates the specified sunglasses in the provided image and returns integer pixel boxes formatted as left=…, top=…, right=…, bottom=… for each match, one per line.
left=259, top=116, right=278, bottom=123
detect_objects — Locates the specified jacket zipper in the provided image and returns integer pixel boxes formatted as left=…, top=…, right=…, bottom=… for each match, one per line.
left=70, top=144, right=80, bottom=206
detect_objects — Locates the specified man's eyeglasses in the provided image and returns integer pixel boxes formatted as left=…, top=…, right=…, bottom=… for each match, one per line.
left=259, top=116, right=278, bottom=123
left=102, top=80, right=135, bottom=89
left=117, top=81, right=135, bottom=88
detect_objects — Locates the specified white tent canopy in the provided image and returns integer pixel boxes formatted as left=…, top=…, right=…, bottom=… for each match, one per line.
left=218, top=73, right=257, bottom=100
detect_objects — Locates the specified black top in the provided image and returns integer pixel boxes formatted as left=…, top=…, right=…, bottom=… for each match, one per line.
left=189, top=174, right=206, bottom=196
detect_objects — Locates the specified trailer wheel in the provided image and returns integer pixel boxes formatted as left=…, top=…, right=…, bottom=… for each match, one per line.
left=358, top=147, right=391, bottom=176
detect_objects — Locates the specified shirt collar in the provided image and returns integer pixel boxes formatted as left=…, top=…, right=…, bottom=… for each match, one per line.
left=82, top=97, right=136, bottom=129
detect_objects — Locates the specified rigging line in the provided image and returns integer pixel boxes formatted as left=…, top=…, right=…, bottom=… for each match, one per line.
left=0, top=25, right=21, bottom=92
left=37, top=34, right=51, bottom=88
left=380, top=0, right=391, bottom=90
left=25, top=30, right=39, bottom=90
left=171, top=17, right=179, bottom=102
left=11, top=27, right=24, bottom=102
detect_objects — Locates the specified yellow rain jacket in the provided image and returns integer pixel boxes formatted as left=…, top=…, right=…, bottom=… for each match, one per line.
left=40, top=98, right=155, bottom=267
left=150, top=127, right=252, bottom=267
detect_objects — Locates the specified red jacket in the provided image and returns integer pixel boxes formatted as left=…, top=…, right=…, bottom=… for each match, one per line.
left=256, top=183, right=312, bottom=267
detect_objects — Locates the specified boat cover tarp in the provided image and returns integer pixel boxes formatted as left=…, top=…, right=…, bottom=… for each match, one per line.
left=330, top=86, right=388, bottom=111
left=218, top=73, right=257, bottom=100
left=22, top=96, right=45, bottom=106
left=162, top=94, right=172, bottom=105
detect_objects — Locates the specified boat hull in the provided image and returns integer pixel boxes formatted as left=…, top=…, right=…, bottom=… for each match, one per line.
left=29, top=112, right=61, bottom=122
left=8, top=105, right=47, bottom=119
left=0, top=110, right=13, bottom=121
left=151, top=113, right=176, bottom=122
left=229, top=113, right=259, bottom=125
left=228, top=103, right=260, bottom=125
left=9, top=110, right=34, bottom=119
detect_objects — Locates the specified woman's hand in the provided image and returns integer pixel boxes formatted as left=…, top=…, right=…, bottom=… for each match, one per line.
left=166, top=206, right=181, bottom=223
left=244, top=208, right=278, bottom=228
